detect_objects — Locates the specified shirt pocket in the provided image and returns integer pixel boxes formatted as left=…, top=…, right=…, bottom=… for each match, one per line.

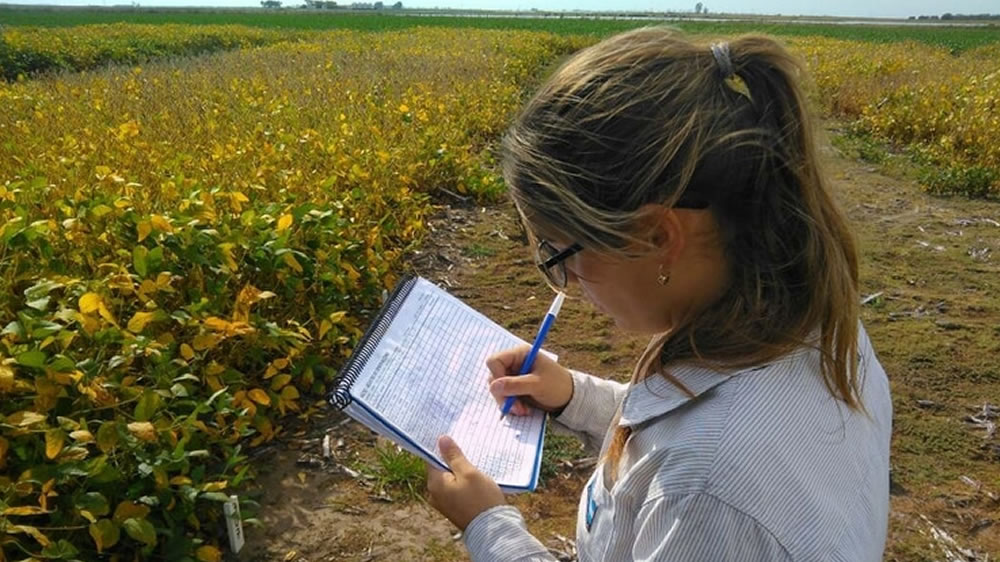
left=576, top=463, right=616, bottom=562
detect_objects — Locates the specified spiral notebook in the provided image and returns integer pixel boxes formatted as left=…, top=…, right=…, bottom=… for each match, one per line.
left=328, top=275, right=547, bottom=493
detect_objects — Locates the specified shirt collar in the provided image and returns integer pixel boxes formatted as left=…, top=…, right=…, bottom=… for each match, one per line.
left=618, top=363, right=744, bottom=427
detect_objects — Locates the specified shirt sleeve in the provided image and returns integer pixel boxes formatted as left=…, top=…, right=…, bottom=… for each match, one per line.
left=632, top=493, right=792, bottom=562
left=550, top=369, right=628, bottom=455
left=463, top=505, right=556, bottom=562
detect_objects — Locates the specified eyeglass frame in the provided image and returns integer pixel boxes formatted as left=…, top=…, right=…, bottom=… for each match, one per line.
left=535, top=240, right=583, bottom=289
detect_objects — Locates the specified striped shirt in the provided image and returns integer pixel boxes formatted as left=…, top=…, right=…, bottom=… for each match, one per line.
left=463, top=323, right=892, bottom=561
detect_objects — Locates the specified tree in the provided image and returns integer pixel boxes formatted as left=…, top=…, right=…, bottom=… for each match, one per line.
left=260, top=0, right=282, bottom=7
left=392, top=1, right=402, bottom=7
left=695, top=2, right=702, bottom=13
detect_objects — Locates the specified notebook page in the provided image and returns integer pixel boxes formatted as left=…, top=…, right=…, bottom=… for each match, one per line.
left=350, top=278, right=546, bottom=488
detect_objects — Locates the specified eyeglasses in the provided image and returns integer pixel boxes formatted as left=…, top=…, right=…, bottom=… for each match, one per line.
left=536, top=240, right=583, bottom=289
left=530, top=195, right=710, bottom=289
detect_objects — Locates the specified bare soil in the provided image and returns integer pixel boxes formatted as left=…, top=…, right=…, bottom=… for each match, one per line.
left=241, top=126, right=1000, bottom=561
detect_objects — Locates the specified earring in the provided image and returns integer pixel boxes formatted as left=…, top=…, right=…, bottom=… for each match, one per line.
left=657, top=264, right=671, bottom=286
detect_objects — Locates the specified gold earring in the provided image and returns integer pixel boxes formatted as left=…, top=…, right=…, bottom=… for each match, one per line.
left=657, top=264, right=671, bottom=286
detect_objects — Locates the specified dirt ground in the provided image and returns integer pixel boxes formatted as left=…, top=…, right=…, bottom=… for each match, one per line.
left=240, top=125, right=1000, bottom=561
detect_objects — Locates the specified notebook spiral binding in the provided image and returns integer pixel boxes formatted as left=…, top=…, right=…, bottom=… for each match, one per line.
left=328, top=275, right=417, bottom=410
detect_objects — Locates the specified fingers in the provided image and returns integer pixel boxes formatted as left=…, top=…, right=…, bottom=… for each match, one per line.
left=490, top=374, right=542, bottom=399
left=485, top=345, right=533, bottom=379
left=438, top=436, right=475, bottom=476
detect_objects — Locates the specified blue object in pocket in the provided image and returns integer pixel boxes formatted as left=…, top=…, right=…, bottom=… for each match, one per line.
left=585, top=477, right=598, bottom=531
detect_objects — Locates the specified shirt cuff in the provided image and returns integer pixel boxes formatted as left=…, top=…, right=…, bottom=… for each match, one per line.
left=553, top=369, right=625, bottom=434
left=463, top=505, right=551, bottom=561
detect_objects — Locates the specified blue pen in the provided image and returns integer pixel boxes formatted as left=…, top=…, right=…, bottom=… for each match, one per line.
left=500, top=291, right=566, bottom=420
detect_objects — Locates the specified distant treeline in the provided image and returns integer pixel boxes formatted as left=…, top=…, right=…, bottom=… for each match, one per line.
left=910, top=13, right=1000, bottom=21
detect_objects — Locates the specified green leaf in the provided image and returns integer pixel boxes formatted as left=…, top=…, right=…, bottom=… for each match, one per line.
left=24, top=279, right=62, bottom=300
left=200, top=492, right=231, bottom=502
left=134, top=390, right=161, bottom=422
left=133, top=245, right=149, bottom=278
left=78, top=492, right=110, bottom=517
left=96, top=422, right=118, bottom=453
left=26, top=296, right=51, bottom=311
left=41, top=539, right=80, bottom=558
left=46, top=354, right=75, bottom=372
left=31, top=321, right=62, bottom=339
left=16, top=350, right=47, bottom=368
left=123, top=517, right=157, bottom=547
left=148, top=246, right=164, bottom=272
left=89, top=519, right=120, bottom=553
left=2, top=321, right=24, bottom=338
left=91, top=204, right=113, bottom=218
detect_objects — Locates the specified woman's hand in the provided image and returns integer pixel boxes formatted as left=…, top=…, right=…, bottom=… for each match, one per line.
left=486, top=345, right=574, bottom=417
left=426, top=436, right=506, bottom=530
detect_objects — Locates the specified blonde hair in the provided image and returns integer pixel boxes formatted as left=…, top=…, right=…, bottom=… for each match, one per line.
left=501, top=28, right=862, bottom=481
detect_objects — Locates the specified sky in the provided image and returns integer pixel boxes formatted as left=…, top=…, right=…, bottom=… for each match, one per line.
left=7, top=0, right=999, bottom=18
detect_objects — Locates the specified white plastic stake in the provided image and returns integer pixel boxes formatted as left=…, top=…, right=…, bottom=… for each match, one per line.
left=223, top=495, right=245, bottom=553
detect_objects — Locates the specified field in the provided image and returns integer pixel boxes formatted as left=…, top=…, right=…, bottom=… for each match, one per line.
left=3, top=8, right=1000, bottom=50
left=1, top=9, right=999, bottom=561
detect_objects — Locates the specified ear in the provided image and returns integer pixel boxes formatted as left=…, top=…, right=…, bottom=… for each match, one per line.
left=636, top=203, right=685, bottom=266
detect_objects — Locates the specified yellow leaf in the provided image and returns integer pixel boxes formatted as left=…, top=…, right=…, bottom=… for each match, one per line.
left=8, top=524, right=51, bottom=547
left=70, top=430, right=94, bottom=443
left=89, top=518, right=120, bottom=553
left=272, top=358, right=289, bottom=370
left=150, top=215, right=172, bottom=233
left=0, top=364, right=14, bottom=393
left=179, top=344, right=195, bottom=361
left=282, top=253, right=303, bottom=273
left=169, top=476, right=192, bottom=486
left=113, top=501, right=150, bottom=523
left=200, top=481, right=227, bottom=492
left=126, top=421, right=157, bottom=442
left=205, top=375, right=223, bottom=392
left=3, top=506, right=49, bottom=516
left=205, top=362, right=225, bottom=376
left=45, top=429, right=65, bottom=459
left=280, top=386, right=300, bottom=401
left=270, top=374, right=292, bottom=391
left=247, top=388, right=271, bottom=406
left=196, top=545, right=223, bottom=562
left=328, top=310, right=348, bottom=324
left=192, top=334, right=221, bottom=351
left=9, top=411, right=46, bottom=426
left=79, top=292, right=101, bottom=314
left=136, top=220, right=152, bottom=242
left=202, top=317, right=228, bottom=332
left=318, top=319, right=332, bottom=340
left=218, top=243, right=238, bottom=272
left=75, top=311, right=100, bottom=335
left=0, top=436, right=8, bottom=469
left=127, top=311, right=156, bottom=333
left=97, top=301, right=117, bottom=325
left=276, top=213, right=293, bottom=232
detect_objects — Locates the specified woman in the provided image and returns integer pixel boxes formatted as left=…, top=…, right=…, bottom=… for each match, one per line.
left=426, top=28, right=892, bottom=561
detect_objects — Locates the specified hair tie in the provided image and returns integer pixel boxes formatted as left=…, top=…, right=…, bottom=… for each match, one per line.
left=710, top=42, right=753, bottom=103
